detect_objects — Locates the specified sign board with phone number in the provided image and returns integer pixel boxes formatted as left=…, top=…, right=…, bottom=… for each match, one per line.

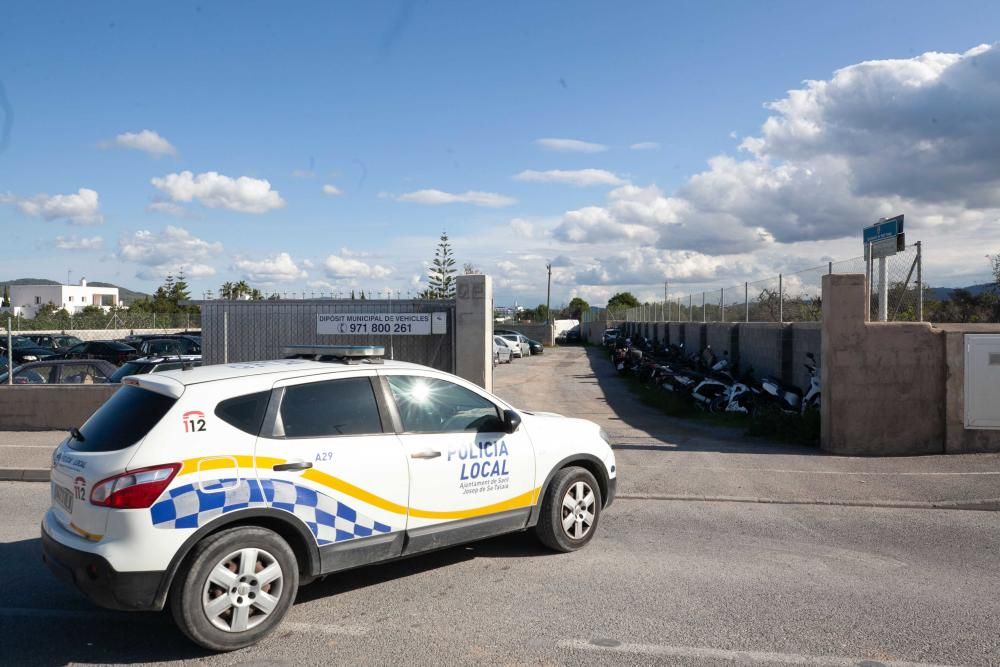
left=317, top=313, right=444, bottom=335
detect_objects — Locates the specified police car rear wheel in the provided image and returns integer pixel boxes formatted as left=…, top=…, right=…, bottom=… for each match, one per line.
left=170, top=526, right=299, bottom=652
left=536, top=467, right=601, bottom=553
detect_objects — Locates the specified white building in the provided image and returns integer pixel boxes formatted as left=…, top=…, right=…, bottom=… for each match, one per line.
left=6, top=278, right=119, bottom=319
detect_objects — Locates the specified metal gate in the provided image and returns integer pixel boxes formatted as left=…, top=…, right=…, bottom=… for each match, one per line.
left=200, top=299, right=457, bottom=373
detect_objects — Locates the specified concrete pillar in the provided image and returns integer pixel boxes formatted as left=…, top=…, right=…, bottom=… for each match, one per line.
left=820, top=274, right=866, bottom=453
left=455, top=274, right=493, bottom=392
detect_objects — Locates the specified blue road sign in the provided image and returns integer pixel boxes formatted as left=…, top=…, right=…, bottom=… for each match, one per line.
left=863, top=214, right=904, bottom=245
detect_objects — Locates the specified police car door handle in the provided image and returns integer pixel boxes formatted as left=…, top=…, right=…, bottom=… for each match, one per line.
left=410, top=449, right=441, bottom=460
left=273, top=461, right=313, bottom=471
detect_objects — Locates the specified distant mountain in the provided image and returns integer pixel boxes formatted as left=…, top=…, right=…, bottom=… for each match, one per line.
left=927, top=283, right=996, bottom=301
left=0, top=278, right=151, bottom=305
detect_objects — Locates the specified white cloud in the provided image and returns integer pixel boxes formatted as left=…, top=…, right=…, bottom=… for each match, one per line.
left=1, top=187, right=102, bottom=224
left=119, top=225, right=223, bottom=279
left=291, top=169, right=316, bottom=179
left=54, top=235, right=103, bottom=250
left=324, top=252, right=392, bottom=279
left=103, top=129, right=176, bottom=157
left=146, top=200, right=194, bottom=218
left=630, top=142, right=660, bottom=151
left=322, top=184, right=343, bottom=196
left=232, top=252, right=308, bottom=283
left=554, top=43, right=1000, bottom=271
left=573, top=247, right=756, bottom=286
left=535, top=138, right=608, bottom=153
left=514, top=169, right=625, bottom=187
left=395, top=189, right=516, bottom=207
left=150, top=171, right=285, bottom=214
left=510, top=218, right=536, bottom=238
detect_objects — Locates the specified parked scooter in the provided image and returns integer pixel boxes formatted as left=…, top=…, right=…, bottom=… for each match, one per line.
left=690, top=351, right=737, bottom=410
left=800, top=352, right=821, bottom=414
left=710, top=366, right=758, bottom=414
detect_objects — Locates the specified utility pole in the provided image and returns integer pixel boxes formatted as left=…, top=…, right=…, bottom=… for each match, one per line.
left=545, top=263, right=552, bottom=325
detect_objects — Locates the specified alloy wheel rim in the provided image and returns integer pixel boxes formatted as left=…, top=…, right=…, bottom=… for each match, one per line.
left=561, top=480, right=596, bottom=540
left=202, top=547, right=283, bottom=633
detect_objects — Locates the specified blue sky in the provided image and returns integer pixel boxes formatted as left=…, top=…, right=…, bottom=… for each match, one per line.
left=2, top=1, right=999, bottom=306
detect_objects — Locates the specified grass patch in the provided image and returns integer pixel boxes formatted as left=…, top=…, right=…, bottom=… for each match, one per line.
left=619, top=370, right=820, bottom=446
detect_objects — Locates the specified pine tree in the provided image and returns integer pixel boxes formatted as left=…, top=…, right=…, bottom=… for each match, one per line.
left=1, top=285, right=9, bottom=308
left=171, top=272, right=191, bottom=303
left=426, top=231, right=457, bottom=299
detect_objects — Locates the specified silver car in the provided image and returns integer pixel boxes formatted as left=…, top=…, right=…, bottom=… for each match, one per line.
left=493, top=336, right=514, bottom=364
left=501, top=333, right=531, bottom=358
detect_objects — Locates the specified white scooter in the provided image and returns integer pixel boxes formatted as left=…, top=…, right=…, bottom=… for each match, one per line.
left=800, top=352, right=821, bottom=414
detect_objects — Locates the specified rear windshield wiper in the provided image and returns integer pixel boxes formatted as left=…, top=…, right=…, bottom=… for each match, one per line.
left=69, top=427, right=85, bottom=442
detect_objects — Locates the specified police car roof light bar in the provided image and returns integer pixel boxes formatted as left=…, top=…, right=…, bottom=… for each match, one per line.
left=281, top=344, right=386, bottom=364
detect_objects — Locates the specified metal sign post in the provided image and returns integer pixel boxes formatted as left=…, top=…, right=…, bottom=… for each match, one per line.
left=916, top=241, right=923, bottom=322
left=863, top=215, right=904, bottom=323
left=878, top=255, right=888, bottom=321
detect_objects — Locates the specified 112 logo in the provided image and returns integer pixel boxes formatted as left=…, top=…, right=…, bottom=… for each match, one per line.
left=183, top=410, right=207, bottom=433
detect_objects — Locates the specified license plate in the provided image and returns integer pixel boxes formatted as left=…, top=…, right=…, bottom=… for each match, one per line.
left=53, top=485, right=73, bottom=513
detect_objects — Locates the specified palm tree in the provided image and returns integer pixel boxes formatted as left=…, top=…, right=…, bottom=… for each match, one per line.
left=220, top=281, right=235, bottom=300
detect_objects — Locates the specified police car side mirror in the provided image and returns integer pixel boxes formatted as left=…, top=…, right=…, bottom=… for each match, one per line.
left=502, top=409, right=521, bottom=434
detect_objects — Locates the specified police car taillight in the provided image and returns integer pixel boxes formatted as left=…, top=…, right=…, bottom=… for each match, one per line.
left=90, top=463, right=181, bottom=509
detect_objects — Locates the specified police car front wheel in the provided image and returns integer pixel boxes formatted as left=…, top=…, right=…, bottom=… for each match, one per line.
left=535, top=467, right=602, bottom=553
left=169, top=526, right=299, bottom=651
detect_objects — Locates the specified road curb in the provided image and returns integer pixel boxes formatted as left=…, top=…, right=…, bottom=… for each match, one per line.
left=616, top=493, right=1000, bottom=511
left=0, top=468, right=50, bottom=482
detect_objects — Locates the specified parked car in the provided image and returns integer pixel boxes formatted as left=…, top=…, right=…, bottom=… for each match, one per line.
left=0, top=336, right=59, bottom=363
left=493, top=336, right=513, bottom=365
left=602, top=328, right=620, bottom=346
left=119, top=333, right=201, bottom=348
left=42, top=345, right=616, bottom=651
left=499, top=333, right=530, bottom=358
left=109, top=355, right=203, bottom=383
left=59, top=340, right=138, bottom=365
left=138, top=337, right=201, bottom=356
left=527, top=339, right=544, bottom=355
left=564, top=329, right=581, bottom=344
left=0, top=359, right=117, bottom=384
left=24, top=334, right=84, bottom=351
left=496, top=336, right=521, bottom=360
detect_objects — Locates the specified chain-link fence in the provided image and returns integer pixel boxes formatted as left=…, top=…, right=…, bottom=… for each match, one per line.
left=3, top=311, right=202, bottom=332
left=617, top=242, right=923, bottom=323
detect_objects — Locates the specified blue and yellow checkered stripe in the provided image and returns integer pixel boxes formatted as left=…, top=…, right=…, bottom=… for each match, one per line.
left=150, top=478, right=392, bottom=545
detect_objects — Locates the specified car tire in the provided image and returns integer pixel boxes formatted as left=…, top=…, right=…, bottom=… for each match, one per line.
left=169, top=526, right=299, bottom=652
left=535, top=466, right=602, bottom=553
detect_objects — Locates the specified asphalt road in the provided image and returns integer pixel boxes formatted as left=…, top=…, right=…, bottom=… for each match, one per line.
left=493, top=347, right=1000, bottom=508
left=3, top=346, right=1000, bottom=665
left=3, top=481, right=999, bottom=666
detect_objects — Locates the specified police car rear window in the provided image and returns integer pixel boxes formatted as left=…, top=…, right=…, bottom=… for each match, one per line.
left=70, top=386, right=176, bottom=452
left=215, top=391, right=270, bottom=435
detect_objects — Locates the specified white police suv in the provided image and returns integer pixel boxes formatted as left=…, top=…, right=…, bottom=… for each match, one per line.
left=42, top=345, right=616, bottom=651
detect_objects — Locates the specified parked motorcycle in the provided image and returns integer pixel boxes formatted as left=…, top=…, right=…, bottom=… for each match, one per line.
left=800, top=352, right=821, bottom=415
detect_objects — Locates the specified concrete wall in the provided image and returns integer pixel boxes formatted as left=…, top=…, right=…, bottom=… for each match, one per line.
left=739, top=324, right=785, bottom=382
left=0, top=385, right=119, bottom=430
left=820, top=274, right=1000, bottom=456
left=789, top=323, right=822, bottom=390
left=940, top=325, right=1000, bottom=454
left=617, top=318, right=822, bottom=389
left=705, top=323, right=737, bottom=361
left=455, top=275, right=493, bottom=392
left=507, top=322, right=556, bottom=346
